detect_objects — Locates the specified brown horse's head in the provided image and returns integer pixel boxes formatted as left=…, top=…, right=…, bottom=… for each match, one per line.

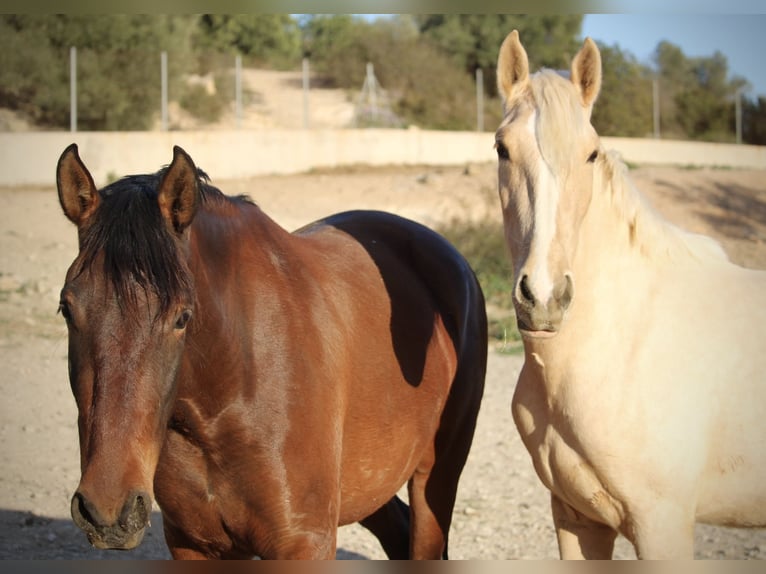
left=57, top=145, right=200, bottom=549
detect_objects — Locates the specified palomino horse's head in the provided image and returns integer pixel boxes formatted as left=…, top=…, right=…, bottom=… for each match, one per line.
left=57, top=145, right=200, bottom=549
left=495, top=30, right=602, bottom=338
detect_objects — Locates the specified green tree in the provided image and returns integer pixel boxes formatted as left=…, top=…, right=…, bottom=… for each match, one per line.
left=0, top=15, right=196, bottom=130
left=301, top=14, right=360, bottom=71
left=654, top=40, right=748, bottom=141
left=0, top=16, right=67, bottom=124
left=302, top=15, right=476, bottom=129
left=742, top=95, right=766, bottom=145
left=194, top=15, right=301, bottom=68
left=416, top=14, right=583, bottom=96
left=675, top=52, right=746, bottom=141
left=591, top=43, right=654, bottom=137
left=653, top=40, right=692, bottom=139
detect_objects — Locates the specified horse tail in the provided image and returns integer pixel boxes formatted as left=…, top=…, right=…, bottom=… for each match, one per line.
left=401, top=213, right=488, bottom=560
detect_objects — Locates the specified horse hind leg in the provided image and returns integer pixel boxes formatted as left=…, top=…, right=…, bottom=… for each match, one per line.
left=405, top=354, right=486, bottom=559
left=408, top=459, right=453, bottom=559
left=359, top=495, right=410, bottom=559
left=360, top=451, right=464, bottom=560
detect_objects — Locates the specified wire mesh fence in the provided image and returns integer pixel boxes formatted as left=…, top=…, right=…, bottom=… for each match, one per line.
left=1, top=47, right=502, bottom=134
left=0, top=45, right=757, bottom=143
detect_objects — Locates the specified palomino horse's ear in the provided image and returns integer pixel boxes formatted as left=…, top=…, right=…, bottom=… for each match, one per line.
left=496, top=30, right=529, bottom=106
left=571, top=37, right=602, bottom=109
left=57, top=143, right=100, bottom=226
left=157, top=146, right=200, bottom=234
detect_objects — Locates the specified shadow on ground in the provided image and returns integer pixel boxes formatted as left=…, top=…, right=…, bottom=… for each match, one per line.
left=0, top=509, right=369, bottom=560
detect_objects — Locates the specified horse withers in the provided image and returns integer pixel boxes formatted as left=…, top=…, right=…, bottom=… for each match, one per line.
left=495, top=30, right=766, bottom=559
left=56, top=144, right=487, bottom=559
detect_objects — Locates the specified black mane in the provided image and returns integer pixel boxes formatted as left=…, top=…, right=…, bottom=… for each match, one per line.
left=74, top=166, right=233, bottom=318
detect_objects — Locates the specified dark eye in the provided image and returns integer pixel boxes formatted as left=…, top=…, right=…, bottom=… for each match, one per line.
left=495, top=141, right=510, bottom=161
left=58, top=301, right=72, bottom=323
left=587, top=150, right=599, bottom=163
left=174, top=309, right=192, bottom=331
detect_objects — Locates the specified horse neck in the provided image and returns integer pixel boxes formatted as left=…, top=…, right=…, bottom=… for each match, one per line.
left=191, top=200, right=289, bottom=270
left=548, top=159, right=665, bottom=360
left=528, top=156, right=732, bottom=382
left=578, top=153, right=702, bottom=282
left=585, top=153, right=728, bottom=275
left=179, top=203, right=290, bottom=401
left=575, top=163, right=653, bottom=289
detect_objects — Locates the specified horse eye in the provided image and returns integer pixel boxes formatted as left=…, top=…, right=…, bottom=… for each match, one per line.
left=495, top=141, right=510, bottom=161
left=587, top=150, right=599, bottom=163
left=58, top=301, right=72, bottom=322
left=174, top=309, right=192, bottom=331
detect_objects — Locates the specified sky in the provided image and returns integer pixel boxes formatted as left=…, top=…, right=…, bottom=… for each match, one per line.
left=581, top=14, right=766, bottom=98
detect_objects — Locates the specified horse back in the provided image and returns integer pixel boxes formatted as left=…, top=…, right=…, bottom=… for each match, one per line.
left=297, top=209, right=488, bottom=375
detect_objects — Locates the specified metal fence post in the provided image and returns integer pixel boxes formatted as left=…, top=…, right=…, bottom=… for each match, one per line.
left=70, top=46, right=77, bottom=133
left=653, top=77, right=660, bottom=139
left=302, top=57, right=310, bottom=129
left=736, top=88, right=742, bottom=144
left=476, top=68, right=484, bottom=132
left=235, top=54, right=242, bottom=128
left=161, top=51, right=168, bottom=131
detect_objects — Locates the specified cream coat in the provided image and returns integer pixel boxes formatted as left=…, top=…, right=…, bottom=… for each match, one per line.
left=496, top=30, right=766, bottom=559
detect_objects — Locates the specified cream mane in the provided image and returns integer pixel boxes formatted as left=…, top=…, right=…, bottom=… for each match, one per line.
left=530, top=70, right=591, bottom=171
left=595, top=149, right=729, bottom=263
left=526, top=69, right=727, bottom=264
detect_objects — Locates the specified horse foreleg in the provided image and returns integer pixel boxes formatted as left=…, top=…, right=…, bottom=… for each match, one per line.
left=628, top=505, right=695, bottom=559
left=163, top=516, right=254, bottom=559
left=551, top=493, right=617, bottom=559
left=268, top=531, right=338, bottom=559
left=168, top=546, right=213, bottom=560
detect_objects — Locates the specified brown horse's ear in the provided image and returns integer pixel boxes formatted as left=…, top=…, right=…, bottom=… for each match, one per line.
left=57, top=143, right=100, bottom=226
left=497, top=30, right=529, bottom=107
left=571, top=37, right=602, bottom=109
left=157, top=146, right=200, bottom=234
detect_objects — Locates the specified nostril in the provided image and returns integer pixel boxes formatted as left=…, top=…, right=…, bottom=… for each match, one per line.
left=518, top=275, right=535, bottom=306
left=72, top=491, right=100, bottom=528
left=119, top=491, right=151, bottom=532
left=560, top=274, right=574, bottom=310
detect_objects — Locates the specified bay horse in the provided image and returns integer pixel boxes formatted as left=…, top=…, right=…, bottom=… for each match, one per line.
left=55, top=144, right=487, bottom=559
left=495, top=30, right=766, bottom=559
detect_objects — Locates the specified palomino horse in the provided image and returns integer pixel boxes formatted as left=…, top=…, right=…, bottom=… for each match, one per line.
left=56, top=144, right=487, bottom=559
left=495, top=30, right=766, bottom=559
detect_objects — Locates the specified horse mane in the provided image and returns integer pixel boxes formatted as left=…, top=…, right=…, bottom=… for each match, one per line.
left=530, top=70, right=591, bottom=170
left=595, top=150, right=729, bottom=263
left=73, top=166, right=251, bottom=318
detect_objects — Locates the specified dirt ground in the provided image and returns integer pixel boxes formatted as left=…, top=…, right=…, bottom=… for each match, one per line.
left=1, top=155, right=765, bottom=560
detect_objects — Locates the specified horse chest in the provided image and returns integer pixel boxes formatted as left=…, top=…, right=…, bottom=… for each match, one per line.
left=512, top=362, right=626, bottom=528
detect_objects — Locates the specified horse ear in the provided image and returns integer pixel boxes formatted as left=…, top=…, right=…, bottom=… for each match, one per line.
left=57, top=143, right=100, bottom=226
left=497, top=30, right=529, bottom=106
left=571, top=37, right=602, bottom=109
left=157, top=146, right=200, bottom=234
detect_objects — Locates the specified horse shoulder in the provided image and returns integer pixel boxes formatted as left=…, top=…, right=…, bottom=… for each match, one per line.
left=512, top=356, right=628, bottom=528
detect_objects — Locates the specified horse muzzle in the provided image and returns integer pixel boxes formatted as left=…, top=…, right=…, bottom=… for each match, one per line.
left=513, top=273, right=573, bottom=337
left=71, top=490, right=151, bottom=550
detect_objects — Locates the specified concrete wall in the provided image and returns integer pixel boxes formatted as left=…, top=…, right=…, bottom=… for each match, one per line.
left=1, top=129, right=764, bottom=187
